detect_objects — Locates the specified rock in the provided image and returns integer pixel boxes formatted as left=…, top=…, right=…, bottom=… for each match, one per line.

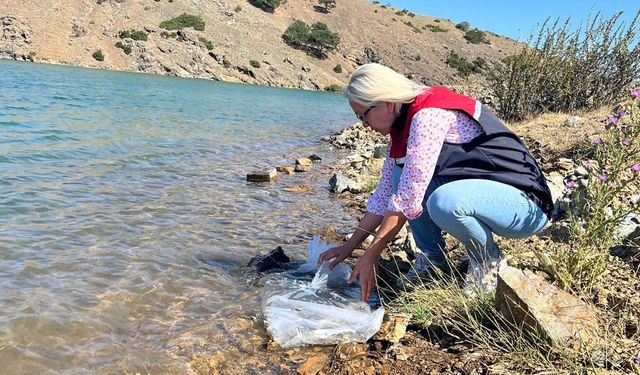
left=556, top=158, right=575, bottom=171
left=71, top=20, right=87, bottom=37
left=574, top=166, right=588, bottom=177
left=295, top=157, right=313, bottom=172
left=565, top=116, right=583, bottom=126
left=373, top=314, right=409, bottom=343
left=373, top=144, right=387, bottom=159
left=247, top=246, right=290, bottom=272
left=307, top=154, right=322, bottom=162
left=246, top=168, right=277, bottom=182
left=615, top=213, right=640, bottom=241
left=545, top=173, right=566, bottom=215
left=283, top=185, right=311, bottom=193
left=296, top=353, right=328, bottom=375
left=495, top=266, right=600, bottom=347
left=276, top=166, right=295, bottom=174
left=329, top=173, right=360, bottom=193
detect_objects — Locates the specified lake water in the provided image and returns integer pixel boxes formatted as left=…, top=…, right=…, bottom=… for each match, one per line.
left=0, top=60, right=357, bottom=374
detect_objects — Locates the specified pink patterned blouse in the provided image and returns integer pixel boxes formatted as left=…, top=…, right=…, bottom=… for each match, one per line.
left=366, top=108, right=483, bottom=220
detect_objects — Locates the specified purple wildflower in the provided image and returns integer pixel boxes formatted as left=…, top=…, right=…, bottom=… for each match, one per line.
left=593, top=137, right=603, bottom=145
left=623, top=139, right=631, bottom=146
left=565, top=181, right=576, bottom=189
left=584, top=161, right=594, bottom=169
left=609, top=116, right=618, bottom=125
left=632, top=90, right=640, bottom=99
left=632, top=164, right=640, bottom=173
left=616, top=110, right=625, bottom=118
left=598, top=175, right=607, bottom=182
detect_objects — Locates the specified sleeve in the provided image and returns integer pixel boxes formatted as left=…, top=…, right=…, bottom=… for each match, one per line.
left=365, top=144, right=394, bottom=216
left=388, top=108, right=455, bottom=220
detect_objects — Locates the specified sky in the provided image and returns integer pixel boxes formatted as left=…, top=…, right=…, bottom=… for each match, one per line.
left=385, top=0, right=640, bottom=42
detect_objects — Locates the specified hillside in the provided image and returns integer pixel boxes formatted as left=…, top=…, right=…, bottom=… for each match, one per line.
left=0, top=0, right=520, bottom=90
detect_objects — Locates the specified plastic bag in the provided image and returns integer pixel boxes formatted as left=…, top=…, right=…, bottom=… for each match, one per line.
left=263, top=236, right=385, bottom=348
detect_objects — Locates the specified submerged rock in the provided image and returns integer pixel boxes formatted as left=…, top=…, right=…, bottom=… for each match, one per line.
left=295, top=157, right=313, bottom=172
left=247, top=246, right=291, bottom=272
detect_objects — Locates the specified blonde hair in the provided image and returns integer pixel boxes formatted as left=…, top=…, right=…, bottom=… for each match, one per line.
left=343, top=63, right=426, bottom=107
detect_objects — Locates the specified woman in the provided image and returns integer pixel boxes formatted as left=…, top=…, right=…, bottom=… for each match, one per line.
left=318, top=63, right=553, bottom=302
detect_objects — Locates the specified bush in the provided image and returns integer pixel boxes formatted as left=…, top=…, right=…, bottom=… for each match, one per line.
left=235, top=5, right=242, bottom=12
left=424, top=24, right=448, bottom=32
left=487, top=12, right=640, bottom=121
left=403, top=21, right=421, bottom=33
left=160, top=31, right=177, bottom=38
left=198, top=36, right=213, bottom=50
left=464, top=28, right=490, bottom=44
left=249, top=60, right=261, bottom=68
left=92, top=49, right=104, bottom=61
left=446, top=52, right=474, bottom=77
left=282, top=20, right=339, bottom=58
left=318, top=0, right=336, bottom=13
left=115, top=41, right=132, bottom=54
left=223, top=58, right=231, bottom=68
left=455, top=21, right=470, bottom=31
left=118, top=29, right=148, bottom=41
left=282, top=20, right=310, bottom=47
left=160, top=13, right=205, bottom=31
left=538, top=95, right=640, bottom=292
left=333, top=64, right=342, bottom=73
left=324, top=83, right=343, bottom=92
left=249, top=0, right=284, bottom=13
left=472, top=56, right=487, bottom=72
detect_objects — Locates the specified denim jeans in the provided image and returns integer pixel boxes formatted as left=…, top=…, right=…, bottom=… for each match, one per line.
left=391, top=166, right=549, bottom=266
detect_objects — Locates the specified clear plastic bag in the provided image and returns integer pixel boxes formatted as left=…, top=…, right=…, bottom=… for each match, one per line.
left=263, top=236, right=385, bottom=348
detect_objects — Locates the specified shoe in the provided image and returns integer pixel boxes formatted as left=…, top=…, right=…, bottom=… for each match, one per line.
left=462, top=257, right=506, bottom=297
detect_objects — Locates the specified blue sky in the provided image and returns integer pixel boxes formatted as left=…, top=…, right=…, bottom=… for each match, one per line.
left=385, top=0, right=640, bottom=41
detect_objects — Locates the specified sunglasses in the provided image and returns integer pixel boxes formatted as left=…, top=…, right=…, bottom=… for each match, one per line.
left=355, top=104, right=377, bottom=122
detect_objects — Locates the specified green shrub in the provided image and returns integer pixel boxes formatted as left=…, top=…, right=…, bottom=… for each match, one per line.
left=446, top=52, right=474, bottom=77
left=160, top=13, right=205, bottom=31
left=433, top=18, right=440, bottom=23
left=324, top=83, right=343, bottom=92
left=249, top=60, right=261, bottom=68
left=380, top=5, right=386, bottom=8
left=464, top=28, right=490, bottom=44
left=282, top=20, right=310, bottom=47
left=118, top=29, right=148, bottom=41
left=333, top=64, right=342, bottom=73
left=424, top=24, right=448, bottom=32
left=394, top=10, right=404, bottom=16
left=235, top=5, right=242, bottom=12
left=455, top=21, right=470, bottom=31
left=115, top=41, right=132, bottom=54
left=472, top=57, right=487, bottom=72
left=249, top=0, right=284, bottom=13
left=92, top=50, right=105, bottom=61
left=198, top=36, right=214, bottom=50
left=223, top=58, right=231, bottom=68
left=160, top=31, right=177, bottom=38
left=26, top=51, right=36, bottom=62
left=282, top=20, right=339, bottom=58
left=487, top=12, right=640, bottom=121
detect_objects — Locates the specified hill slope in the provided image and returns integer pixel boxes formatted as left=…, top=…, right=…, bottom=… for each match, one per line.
left=0, top=0, right=520, bottom=90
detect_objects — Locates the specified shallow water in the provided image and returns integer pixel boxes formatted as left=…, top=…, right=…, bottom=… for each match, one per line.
left=0, top=60, right=357, bottom=374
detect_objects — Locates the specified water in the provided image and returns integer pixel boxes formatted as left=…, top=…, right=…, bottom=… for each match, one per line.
left=0, top=60, right=357, bottom=374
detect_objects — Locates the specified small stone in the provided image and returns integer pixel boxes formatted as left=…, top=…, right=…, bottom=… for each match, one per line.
left=373, top=314, right=409, bottom=343
left=308, top=154, right=322, bottom=162
left=247, top=168, right=277, bottom=182
left=329, top=173, right=360, bottom=193
left=565, top=116, right=583, bottom=126
left=283, top=185, right=311, bottom=193
left=556, top=158, right=575, bottom=171
left=574, top=166, right=588, bottom=176
left=276, top=166, right=295, bottom=174
left=373, top=144, right=387, bottom=158
left=296, top=353, right=328, bottom=375
left=295, top=158, right=313, bottom=172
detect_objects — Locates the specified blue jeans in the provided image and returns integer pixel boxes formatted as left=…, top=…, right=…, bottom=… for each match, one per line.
left=391, top=166, right=549, bottom=265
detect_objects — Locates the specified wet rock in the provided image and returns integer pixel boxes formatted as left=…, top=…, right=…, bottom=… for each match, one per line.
left=247, top=168, right=277, bottom=182
left=296, top=353, right=328, bottom=375
left=308, top=154, right=322, bottom=162
left=329, top=173, right=360, bottom=193
left=565, top=116, right=583, bottom=126
left=495, top=266, right=600, bottom=347
left=247, top=246, right=290, bottom=272
left=373, top=314, right=409, bottom=343
left=295, top=157, right=313, bottom=172
left=276, top=166, right=295, bottom=174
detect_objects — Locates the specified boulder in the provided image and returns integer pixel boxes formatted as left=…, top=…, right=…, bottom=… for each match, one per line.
left=329, top=173, right=360, bottom=193
left=495, top=266, right=600, bottom=347
left=545, top=173, right=566, bottom=215
left=295, top=157, right=313, bottom=172
left=247, top=246, right=290, bottom=272
left=246, top=168, right=277, bottom=182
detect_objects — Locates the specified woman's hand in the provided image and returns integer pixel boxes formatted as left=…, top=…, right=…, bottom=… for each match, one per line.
left=317, top=244, right=354, bottom=270
left=348, top=252, right=378, bottom=303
